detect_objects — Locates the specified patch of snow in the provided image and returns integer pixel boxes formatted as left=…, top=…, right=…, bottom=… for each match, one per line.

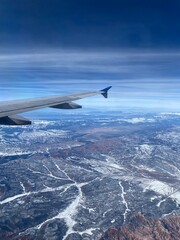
left=150, top=196, right=158, bottom=202
left=80, top=228, right=98, bottom=236
left=156, top=130, right=180, bottom=144
left=142, top=180, right=180, bottom=204
left=19, top=129, right=69, bottom=140
left=0, top=150, right=32, bottom=157
left=123, top=117, right=155, bottom=124
left=103, top=208, right=112, bottom=217
left=138, top=144, right=153, bottom=155
left=143, top=180, right=172, bottom=195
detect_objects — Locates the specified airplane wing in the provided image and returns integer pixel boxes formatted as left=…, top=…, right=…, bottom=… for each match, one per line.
left=0, top=86, right=112, bottom=125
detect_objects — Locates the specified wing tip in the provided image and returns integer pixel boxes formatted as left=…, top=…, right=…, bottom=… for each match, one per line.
left=100, top=86, right=112, bottom=98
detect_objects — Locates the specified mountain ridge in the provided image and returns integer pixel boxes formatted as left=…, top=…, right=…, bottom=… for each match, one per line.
left=101, top=213, right=180, bottom=240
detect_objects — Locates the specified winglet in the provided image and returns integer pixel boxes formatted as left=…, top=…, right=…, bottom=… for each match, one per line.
left=100, top=86, right=112, bottom=98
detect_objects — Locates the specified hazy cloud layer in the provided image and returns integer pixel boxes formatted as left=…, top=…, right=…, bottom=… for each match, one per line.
left=0, top=50, right=180, bottom=112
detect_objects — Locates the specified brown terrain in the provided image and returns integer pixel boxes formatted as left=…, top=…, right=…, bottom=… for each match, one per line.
left=101, top=213, right=180, bottom=240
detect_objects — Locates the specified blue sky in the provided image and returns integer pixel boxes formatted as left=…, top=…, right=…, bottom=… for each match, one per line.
left=0, top=1, right=180, bottom=113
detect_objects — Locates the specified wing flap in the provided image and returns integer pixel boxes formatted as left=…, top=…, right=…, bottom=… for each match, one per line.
left=0, top=115, right=31, bottom=125
left=50, top=102, right=82, bottom=109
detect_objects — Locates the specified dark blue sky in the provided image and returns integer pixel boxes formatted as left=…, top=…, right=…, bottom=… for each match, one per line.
left=1, top=0, right=180, bottom=49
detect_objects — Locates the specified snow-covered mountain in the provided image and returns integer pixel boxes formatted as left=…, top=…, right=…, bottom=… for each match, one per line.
left=0, top=112, right=180, bottom=239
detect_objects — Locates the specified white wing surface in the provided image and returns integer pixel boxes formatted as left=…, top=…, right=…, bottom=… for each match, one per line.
left=0, top=86, right=112, bottom=125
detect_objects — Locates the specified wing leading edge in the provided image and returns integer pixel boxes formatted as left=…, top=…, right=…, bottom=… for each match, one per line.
left=0, top=86, right=112, bottom=125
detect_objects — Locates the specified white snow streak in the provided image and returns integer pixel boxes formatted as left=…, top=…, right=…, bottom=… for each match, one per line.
left=20, top=182, right=26, bottom=193
left=34, top=163, right=95, bottom=239
left=27, top=166, right=67, bottom=181
left=0, top=192, right=31, bottom=205
left=36, top=181, right=86, bottom=239
left=119, top=181, right=130, bottom=223
left=0, top=183, right=70, bottom=205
